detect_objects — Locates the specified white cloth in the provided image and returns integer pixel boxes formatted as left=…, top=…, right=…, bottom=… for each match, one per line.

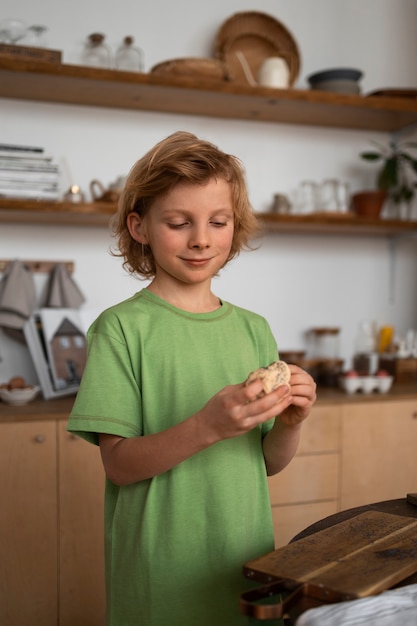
left=296, top=584, right=417, bottom=626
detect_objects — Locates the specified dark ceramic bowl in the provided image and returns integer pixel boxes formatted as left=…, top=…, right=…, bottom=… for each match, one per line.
left=309, top=79, right=361, bottom=94
left=307, top=67, right=363, bottom=86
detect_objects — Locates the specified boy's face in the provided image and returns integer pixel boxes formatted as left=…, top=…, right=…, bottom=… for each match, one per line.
left=130, top=178, right=235, bottom=289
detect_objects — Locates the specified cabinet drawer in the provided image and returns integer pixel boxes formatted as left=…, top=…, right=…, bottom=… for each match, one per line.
left=268, top=453, right=339, bottom=505
left=271, top=501, right=339, bottom=548
left=298, top=404, right=341, bottom=454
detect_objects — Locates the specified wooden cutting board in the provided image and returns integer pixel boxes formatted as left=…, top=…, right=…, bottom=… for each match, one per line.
left=240, top=511, right=417, bottom=619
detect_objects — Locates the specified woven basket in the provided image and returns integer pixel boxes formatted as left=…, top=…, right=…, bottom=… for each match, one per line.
left=150, top=57, right=227, bottom=81
left=214, top=11, right=300, bottom=86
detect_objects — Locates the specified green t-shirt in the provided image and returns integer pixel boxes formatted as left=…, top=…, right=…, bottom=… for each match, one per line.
left=68, top=289, right=279, bottom=626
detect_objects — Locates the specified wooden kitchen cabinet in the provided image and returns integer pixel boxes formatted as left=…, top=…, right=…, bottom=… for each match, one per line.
left=340, top=399, right=417, bottom=510
left=0, top=420, right=58, bottom=626
left=0, top=414, right=105, bottom=626
left=59, top=421, right=106, bottom=626
left=268, top=404, right=341, bottom=547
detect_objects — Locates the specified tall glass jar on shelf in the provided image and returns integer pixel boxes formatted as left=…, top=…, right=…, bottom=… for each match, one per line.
left=81, top=32, right=111, bottom=68
left=115, top=36, right=144, bottom=72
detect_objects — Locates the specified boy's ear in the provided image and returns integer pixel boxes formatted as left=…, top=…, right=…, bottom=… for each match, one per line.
left=127, top=211, right=148, bottom=244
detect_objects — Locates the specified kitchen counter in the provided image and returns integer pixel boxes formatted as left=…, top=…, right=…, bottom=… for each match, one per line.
left=0, top=395, right=77, bottom=422
left=1, top=383, right=416, bottom=422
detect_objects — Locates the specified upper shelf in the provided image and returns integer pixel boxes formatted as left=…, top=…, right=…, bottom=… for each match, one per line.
left=1, top=58, right=417, bottom=132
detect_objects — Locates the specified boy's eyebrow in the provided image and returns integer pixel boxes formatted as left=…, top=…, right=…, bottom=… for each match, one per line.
left=160, top=207, right=234, bottom=216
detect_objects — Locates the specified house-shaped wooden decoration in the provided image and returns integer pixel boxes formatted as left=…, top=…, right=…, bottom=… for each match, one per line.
left=49, top=316, right=87, bottom=387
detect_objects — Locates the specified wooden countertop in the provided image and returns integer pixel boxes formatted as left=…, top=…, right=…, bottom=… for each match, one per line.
left=0, top=395, right=76, bottom=422
left=1, top=383, right=416, bottom=423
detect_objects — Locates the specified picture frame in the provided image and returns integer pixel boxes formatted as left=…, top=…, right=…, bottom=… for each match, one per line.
left=24, top=308, right=87, bottom=399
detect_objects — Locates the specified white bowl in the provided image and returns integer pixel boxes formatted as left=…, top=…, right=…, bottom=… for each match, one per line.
left=0, top=386, right=40, bottom=406
left=376, top=376, right=394, bottom=393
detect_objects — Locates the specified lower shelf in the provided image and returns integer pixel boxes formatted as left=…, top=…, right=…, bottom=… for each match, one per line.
left=0, top=198, right=117, bottom=226
left=258, top=212, right=417, bottom=236
left=1, top=198, right=417, bottom=234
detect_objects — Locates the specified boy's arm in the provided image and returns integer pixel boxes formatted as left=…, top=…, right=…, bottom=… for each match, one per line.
left=99, top=378, right=295, bottom=485
left=262, top=365, right=317, bottom=476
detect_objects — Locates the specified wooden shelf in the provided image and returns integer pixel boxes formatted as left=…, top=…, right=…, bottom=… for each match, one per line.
left=0, top=197, right=116, bottom=226
left=2, top=59, right=417, bottom=230
left=258, top=212, right=417, bottom=236
left=1, top=58, right=417, bottom=132
left=2, top=197, right=417, bottom=235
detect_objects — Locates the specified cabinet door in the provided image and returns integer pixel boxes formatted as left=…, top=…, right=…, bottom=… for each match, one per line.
left=58, top=422, right=106, bottom=626
left=268, top=404, right=341, bottom=547
left=0, top=421, right=57, bottom=626
left=271, top=501, right=338, bottom=547
left=341, top=400, right=417, bottom=510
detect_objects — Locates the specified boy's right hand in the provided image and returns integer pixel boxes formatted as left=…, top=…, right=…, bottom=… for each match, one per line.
left=195, top=380, right=293, bottom=444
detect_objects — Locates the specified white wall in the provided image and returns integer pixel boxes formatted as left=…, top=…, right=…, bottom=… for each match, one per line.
left=1, top=0, right=417, bottom=383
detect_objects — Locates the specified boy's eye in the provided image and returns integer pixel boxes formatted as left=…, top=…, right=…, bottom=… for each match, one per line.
left=210, top=220, right=227, bottom=227
left=168, top=222, right=188, bottom=229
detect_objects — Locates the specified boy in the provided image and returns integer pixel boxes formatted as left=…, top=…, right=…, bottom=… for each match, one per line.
left=67, top=131, right=316, bottom=626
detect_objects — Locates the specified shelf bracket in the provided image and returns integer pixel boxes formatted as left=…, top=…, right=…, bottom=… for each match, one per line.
left=388, top=236, right=397, bottom=304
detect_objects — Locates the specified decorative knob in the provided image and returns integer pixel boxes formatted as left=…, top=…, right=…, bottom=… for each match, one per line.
left=34, top=434, right=45, bottom=443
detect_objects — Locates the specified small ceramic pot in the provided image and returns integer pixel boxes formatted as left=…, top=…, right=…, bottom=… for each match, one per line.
left=258, top=57, right=290, bottom=88
left=351, top=190, right=387, bottom=218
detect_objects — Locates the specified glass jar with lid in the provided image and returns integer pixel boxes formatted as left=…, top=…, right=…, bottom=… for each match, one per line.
left=82, top=32, right=111, bottom=68
left=24, top=24, right=48, bottom=47
left=115, top=36, right=144, bottom=72
left=307, top=327, right=340, bottom=360
left=307, top=327, right=342, bottom=387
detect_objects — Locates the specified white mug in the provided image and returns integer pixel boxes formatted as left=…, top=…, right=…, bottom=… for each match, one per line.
left=258, top=57, right=290, bottom=88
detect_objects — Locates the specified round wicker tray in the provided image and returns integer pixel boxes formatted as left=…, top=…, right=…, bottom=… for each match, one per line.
left=150, top=57, right=227, bottom=81
left=213, top=11, right=300, bottom=86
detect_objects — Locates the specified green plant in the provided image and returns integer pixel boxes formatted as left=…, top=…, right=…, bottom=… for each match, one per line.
left=360, top=140, right=417, bottom=206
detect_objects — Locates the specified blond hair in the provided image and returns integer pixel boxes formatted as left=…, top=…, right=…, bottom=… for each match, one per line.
left=111, top=131, right=261, bottom=278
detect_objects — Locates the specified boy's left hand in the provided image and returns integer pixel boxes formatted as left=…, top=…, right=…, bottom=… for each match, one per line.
left=279, top=364, right=317, bottom=426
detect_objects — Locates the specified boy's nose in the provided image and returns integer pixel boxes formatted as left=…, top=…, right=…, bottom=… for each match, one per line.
left=189, top=227, right=210, bottom=248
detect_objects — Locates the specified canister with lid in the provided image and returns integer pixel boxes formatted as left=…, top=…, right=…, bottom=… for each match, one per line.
left=307, top=327, right=340, bottom=360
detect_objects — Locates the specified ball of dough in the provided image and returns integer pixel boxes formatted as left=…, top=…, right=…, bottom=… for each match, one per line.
left=245, top=360, right=291, bottom=397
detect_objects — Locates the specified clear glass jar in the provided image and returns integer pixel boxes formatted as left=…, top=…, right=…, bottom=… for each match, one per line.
left=307, top=327, right=340, bottom=360
left=24, top=25, right=48, bottom=47
left=82, top=32, right=111, bottom=68
left=0, top=18, right=27, bottom=44
left=319, top=178, right=340, bottom=212
left=295, top=180, right=319, bottom=214
left=115, top=36, right=144, bottom=72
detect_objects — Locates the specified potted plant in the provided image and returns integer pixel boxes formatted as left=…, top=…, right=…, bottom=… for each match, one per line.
left=352, top=140, right=417, bottom=219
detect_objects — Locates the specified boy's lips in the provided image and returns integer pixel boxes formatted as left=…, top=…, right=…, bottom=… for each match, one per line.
left=182, top=257, right=212, bottom=266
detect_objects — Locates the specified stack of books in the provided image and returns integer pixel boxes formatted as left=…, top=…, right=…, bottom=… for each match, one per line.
left=0, top=143, right=61, bottom=200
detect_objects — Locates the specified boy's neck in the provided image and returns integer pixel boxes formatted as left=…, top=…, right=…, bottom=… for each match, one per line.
left=146, top=281, right=221, bottom=313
